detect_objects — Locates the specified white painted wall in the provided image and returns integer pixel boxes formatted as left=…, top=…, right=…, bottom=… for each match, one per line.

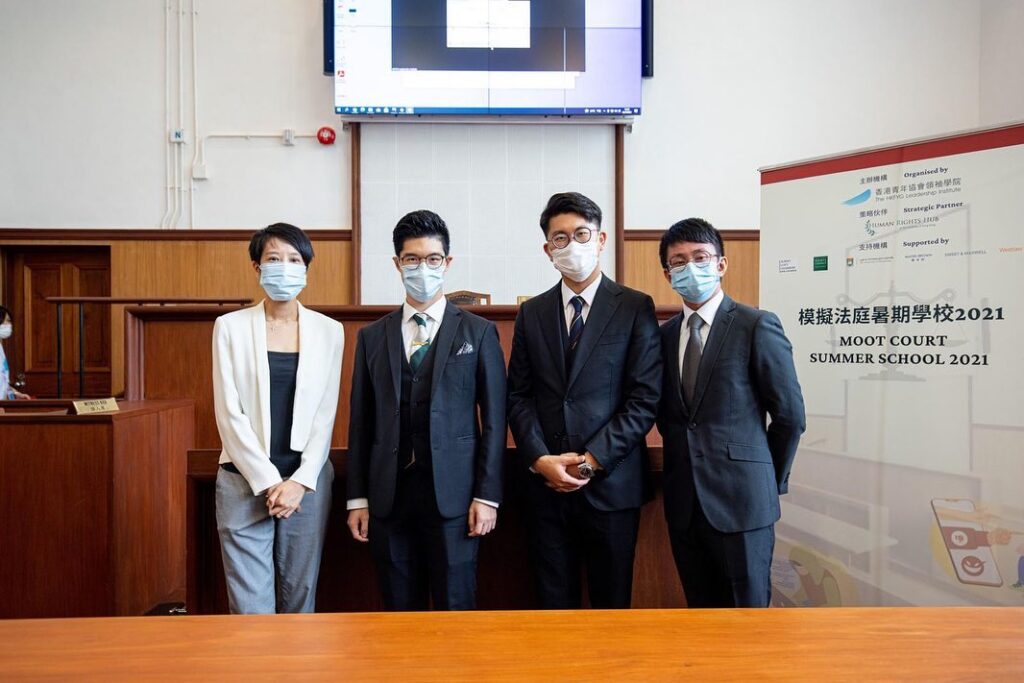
left=0, top=0, right=349, bottom=229
left=191, top=0, right=349, bottom=229
left=625, top=0, right=985, bottom=231
left=1, top=0, right=1022, bottom=233
left=0, top=0, right=167, bottom=227
left=360, top=123, right=616, bottom=305
left=979, top=0, right=1024, bottom=127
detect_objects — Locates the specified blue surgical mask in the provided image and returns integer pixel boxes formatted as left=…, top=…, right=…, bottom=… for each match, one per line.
left=670, top=262, right=721, bottom=304
left=402, top=263, right=445, bottom=303
left=259, top=262, right=307, bottom=301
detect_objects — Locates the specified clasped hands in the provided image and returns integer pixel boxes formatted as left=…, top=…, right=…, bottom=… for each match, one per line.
left=534, top=452, right=600, bottom=493
left=265, top=479, right=307, bottom=519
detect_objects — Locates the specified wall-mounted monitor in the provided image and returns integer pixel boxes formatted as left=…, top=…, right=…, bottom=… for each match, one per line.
left=332, top=0, right=642, bottom=117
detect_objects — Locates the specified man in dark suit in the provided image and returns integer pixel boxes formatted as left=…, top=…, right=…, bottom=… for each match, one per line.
left=346, top=210, right=507, bottom=610
left=656, top=218, right=805, bottom=608
left=507, top=192, right=662, bottom=609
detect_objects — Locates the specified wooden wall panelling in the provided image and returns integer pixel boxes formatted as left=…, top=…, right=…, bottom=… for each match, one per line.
left=1, top=246, right=112, bottom=397
left=109, top=238, right=352, bottom=394
left=622, top=230, right=760, bottom=308
left=1, top=230, right=352, bottom=396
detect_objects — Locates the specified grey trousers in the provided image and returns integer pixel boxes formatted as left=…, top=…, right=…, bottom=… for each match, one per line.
left=215, top=462, right=333, bottom=614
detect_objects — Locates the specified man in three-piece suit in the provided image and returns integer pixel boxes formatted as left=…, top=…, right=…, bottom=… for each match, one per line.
left=507, top=192, right=662, bottom=609
left=656, top=218, right=805, bottom=608
left=346, top=210, right=507, bottom=610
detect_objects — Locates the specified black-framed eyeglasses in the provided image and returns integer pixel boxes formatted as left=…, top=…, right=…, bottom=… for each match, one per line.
left=666, top=251, right=718, bottom=271
left=548, top=227, right=593, bottom=250
left=400, top=253, right=447, bottom=270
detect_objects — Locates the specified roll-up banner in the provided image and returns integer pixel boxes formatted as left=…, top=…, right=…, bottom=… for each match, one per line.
left=760, top=123, right=1024, bottom=606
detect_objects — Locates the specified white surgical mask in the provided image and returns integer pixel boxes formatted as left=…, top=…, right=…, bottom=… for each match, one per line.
left=402, top=263, right=445, bottom=303
left=670, top=261, right=721, bottom=304
left=0, top=323, right=11, bottom=340
left=551, top=240, right=599, bottom=282
left=259, top=262, right=307, bottom=301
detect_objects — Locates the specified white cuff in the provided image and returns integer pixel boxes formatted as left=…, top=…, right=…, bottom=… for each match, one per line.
left=473, top=497, right=499, bottom=509
left=346, top=498, right=369, bottom=510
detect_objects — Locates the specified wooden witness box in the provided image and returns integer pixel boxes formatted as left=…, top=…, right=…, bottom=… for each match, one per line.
left=0, top=400, right=194, bottom=618
left=125, top=304, right=682, bottom=613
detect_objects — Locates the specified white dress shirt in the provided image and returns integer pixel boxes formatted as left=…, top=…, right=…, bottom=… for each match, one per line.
left=678, top=288, right=724, bottom=383
left=401, top=297, right=446, bottom=359
left=347, top=297, right=498, bottom=511
left=560, top=272, right=603, bottom=333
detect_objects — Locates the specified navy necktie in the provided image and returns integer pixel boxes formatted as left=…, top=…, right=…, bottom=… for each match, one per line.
left=568, top=295, right=585, bottom=354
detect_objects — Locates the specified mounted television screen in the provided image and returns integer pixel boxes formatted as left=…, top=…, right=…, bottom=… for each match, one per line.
left=333, top=0, right=642, bottom=116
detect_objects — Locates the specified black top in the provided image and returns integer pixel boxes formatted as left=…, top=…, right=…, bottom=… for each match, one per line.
left=268, top=351, right=302, bottom=478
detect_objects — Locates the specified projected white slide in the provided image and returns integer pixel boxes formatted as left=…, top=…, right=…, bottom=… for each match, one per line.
left=334, top=0, right=643, bottom=116
left=447, top=0, right=531, bottom=49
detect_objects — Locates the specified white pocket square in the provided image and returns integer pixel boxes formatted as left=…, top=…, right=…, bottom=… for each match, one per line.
left=455, top=341, right=475, bottom=356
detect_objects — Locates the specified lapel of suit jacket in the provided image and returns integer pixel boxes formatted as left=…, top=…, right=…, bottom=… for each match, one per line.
left=567, top=275, right=622, bottom=391
left=250, top=300, right=272, bottom=451
left=540, top=282, right=567, bottom=387
left=292, top=301, right=317, bottom=432
left=430, top=301, right=462, bottom=400
left=665, top=312, right=686, bottom=414
left=384, top=307, right=404, bottom=402
left=690, top=295, right=736, bottom=418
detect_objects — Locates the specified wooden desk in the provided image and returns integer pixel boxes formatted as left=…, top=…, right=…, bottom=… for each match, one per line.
left=1, top=608, right=1021, bottom=681
left=123, top=303, right=674, bottom=450
left=0, top=400, right=195, bottom=618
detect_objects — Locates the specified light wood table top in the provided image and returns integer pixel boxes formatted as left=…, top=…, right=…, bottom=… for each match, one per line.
left=1, top=608, right=1022, bottom=681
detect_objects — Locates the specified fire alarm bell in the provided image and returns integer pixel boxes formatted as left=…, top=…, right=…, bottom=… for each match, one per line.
left=317, top=126, right=336, bottom=145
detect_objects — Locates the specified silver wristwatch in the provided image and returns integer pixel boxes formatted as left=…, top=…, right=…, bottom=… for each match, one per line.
left=577, top=461, right=597, bottom=479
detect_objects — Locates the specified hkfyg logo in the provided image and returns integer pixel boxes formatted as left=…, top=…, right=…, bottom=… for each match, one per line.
left=843, top=189, right=871, bottom=205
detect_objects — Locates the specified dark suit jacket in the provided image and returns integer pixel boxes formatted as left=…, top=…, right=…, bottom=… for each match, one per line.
left=346, top=302, right=507, bottom=519
left=507, top=276, right=662, bottom=512
left=657, top=295, right=806, bottom=534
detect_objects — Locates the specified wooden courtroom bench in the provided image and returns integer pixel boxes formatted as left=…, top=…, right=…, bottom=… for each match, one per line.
left=126, top=304, right=682, bottom=612
left=0, top=400, right=195, bottom=618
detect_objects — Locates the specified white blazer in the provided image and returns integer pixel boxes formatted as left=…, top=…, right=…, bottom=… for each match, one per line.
left=212, top=300, right=345, bottom=495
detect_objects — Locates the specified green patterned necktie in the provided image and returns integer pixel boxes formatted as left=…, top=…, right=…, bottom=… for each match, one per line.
left=409, top=313, right=431, bottom=372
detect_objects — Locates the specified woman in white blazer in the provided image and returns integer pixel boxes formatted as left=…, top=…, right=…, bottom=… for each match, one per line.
left=212, top=223, right=344, bottom=614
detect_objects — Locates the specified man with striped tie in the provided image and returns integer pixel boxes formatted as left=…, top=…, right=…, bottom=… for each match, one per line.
left=346, top=210, right=507, bottom=610
left=507, top=192, right=662, bottom=609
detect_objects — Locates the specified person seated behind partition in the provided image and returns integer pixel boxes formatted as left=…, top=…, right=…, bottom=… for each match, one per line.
left=0, top=305, right=31, bottom=400
left=211, top=224, right=345, bottom=614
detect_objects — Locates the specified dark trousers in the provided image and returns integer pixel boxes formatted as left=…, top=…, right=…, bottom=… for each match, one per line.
left=669, top=495, right=775, bottom=608
left=369, top=467, right=479, bottom=611
left=525, top=483, right=641, bottom=609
